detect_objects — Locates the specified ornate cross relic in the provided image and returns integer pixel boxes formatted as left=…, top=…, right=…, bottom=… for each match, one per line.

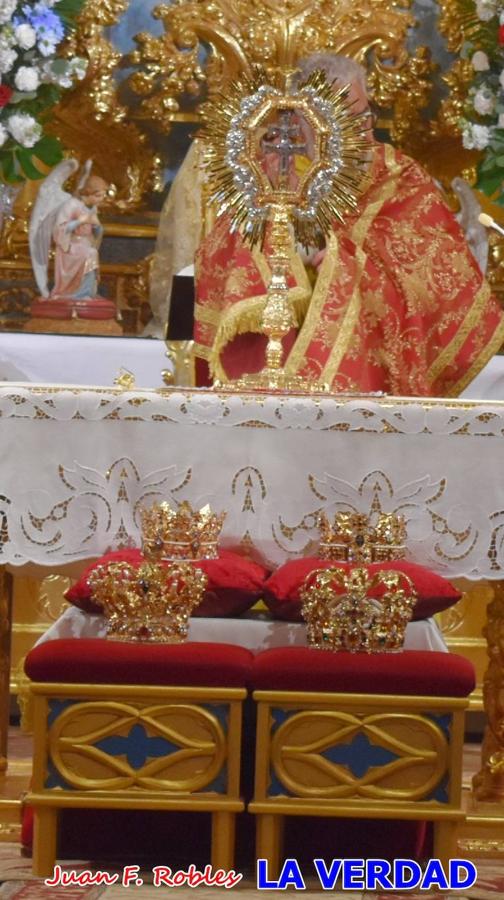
left=261, top=108, right=307, bottom=188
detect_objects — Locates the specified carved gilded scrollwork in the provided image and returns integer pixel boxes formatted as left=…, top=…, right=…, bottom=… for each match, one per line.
left=271, top=708, right=449, bottom=800
left=48, top=0, right=162, bottom=213
left=126, top=0, right=434, bottom=153
left=48, top=700, right=227, bottom=792
left=473, top=581, right=504, bottom=803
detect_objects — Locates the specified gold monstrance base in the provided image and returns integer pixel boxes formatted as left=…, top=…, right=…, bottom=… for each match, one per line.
left=230, top=369, right=328, bottom=393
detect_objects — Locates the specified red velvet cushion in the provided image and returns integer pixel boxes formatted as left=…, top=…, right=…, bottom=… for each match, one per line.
left=194, top=550, right=268, bottom=616
left=65, top=549, right=269, bottom=617
left=252, top=648, right=475, bottom=697
left=263, top=558, right=461, bottom=622
left=25, top=639, right=253, bottom=688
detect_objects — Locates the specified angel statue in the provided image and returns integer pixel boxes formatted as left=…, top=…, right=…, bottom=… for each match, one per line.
left=29, top=159, right=116, bottom=320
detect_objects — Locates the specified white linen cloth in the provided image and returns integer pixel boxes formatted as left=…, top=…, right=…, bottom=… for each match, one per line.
left=460, top=354, right=504, bottom=400
left=2, top=384, right=504, bottom=580
left=34, top=606, right=448, bottom=654
left=0, top=332, right=171, bottom=388
left=0, top=330, right=501, bottom=396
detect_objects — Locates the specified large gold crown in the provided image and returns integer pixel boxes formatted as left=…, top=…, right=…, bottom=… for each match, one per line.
left=88, top=560, right=208, bottom=643
left=300, top=567, right=416, bottom=653
left=318, top=511, right=407, bottom=563
left=141, top=501, right=226, bottom=561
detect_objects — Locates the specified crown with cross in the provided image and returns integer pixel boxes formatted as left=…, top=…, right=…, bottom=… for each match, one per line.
left=318, top=510, right=407, bottom=563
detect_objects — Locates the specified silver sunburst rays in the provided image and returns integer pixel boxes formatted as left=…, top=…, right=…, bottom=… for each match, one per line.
left=201, top=67, right=372, bottom=249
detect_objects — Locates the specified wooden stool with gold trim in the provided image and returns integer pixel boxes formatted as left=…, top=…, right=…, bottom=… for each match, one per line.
left=249, top=648, right=475, bottom=876
left=24, top=639, right=253, bottom=877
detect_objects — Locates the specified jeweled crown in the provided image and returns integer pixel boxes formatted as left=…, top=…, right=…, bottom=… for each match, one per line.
left=318, top=511, right=407, bottom=563
left=300, top=566, right=416, bottom=653
left=141, top=501, right=226, bottom=561
left=88, top=560, right=208, bottom=643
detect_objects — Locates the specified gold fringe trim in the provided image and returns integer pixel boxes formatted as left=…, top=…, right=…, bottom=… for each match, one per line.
left=194, top=305, right=220, bottom=327
left=193, top=341, right=211, bottom=360
left=207, top=286, right=311, bottom=382
left=206, top=233, right=312, bottom=382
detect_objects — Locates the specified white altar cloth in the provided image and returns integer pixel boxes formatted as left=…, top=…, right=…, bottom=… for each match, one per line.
left=0, top=330, right=502, bottom=397
left=34, top=607, right=448, bottom=654
left=459, top=354, right=504, bottom=400
left=2, top=384, right=504, bottom=580
left=0, top=332, right=171, bottom=388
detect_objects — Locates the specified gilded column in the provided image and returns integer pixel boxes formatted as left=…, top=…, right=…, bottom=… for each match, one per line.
left=473, top=580, right=504, bottom=802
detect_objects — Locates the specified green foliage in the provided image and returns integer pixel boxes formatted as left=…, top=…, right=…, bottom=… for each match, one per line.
left=0, top=134, right=63, bottom=183
left=54, top=0, right=87, bottom=31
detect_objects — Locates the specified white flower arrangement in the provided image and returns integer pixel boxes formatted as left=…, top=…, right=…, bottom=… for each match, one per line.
left=14, top=23, right=36, bottom=50
left=7, top=110, right=41, bottom=146
left=14, top=65, right=40, bottom=91
left=462, top=121, right=492, bottom=148
left=0, top=2, right=17, bottom=27
left=473, top=85, right=496, bottom=114
left=0, top=0, right=87, bottom=183
left=460, top=0, right=504, bottom=204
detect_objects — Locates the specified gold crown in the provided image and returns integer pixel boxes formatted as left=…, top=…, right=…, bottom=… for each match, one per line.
left=300, top=566, right=416, bottom=653
left=318, top=511, right=407, bottom=563
left=141, top=501, right=226, bottom=561
left=88, top=560, right=208, bottom=642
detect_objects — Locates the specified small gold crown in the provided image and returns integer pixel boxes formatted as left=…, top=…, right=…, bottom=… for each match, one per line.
left=300, top=566, right=416, bottom=653
left=141, top=501, right=226, bottom=562
left=88, top=560, right=208, bottom=642
left=318, top=511, right=407, bottom=563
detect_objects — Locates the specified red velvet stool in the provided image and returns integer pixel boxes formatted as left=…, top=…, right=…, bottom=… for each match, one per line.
left=25, top=639, right=254, bottom=877
left=249, top=648, right=475, bottom=876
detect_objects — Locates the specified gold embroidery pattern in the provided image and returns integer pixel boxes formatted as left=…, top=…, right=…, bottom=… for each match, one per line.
left=5, top=385, right=504, bottom=430
left=449, top=316, right=504, bottom=398
left=272, top=469, right=478, bottom=565
left=20, top=459, right=193, bottom=556
left=0, top=495, right=10, bottom=552
left=232, top=467, right=267, bottom=505
left=286, top=235, right=340, bottom=375
left=321, top=246, right=366, bottom=384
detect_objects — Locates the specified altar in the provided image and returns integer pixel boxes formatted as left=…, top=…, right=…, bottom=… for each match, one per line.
left=2, top=384, right=504, bottom=578
left=0, top=381, right=504, bottom=856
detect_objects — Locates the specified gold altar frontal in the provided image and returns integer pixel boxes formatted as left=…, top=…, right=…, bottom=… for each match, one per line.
left=0, top=383, right=504, bottom=864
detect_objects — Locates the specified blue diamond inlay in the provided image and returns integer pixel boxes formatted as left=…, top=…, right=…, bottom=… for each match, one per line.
left=95, top=724, right=176, bottom=769
left=322, top=731, right=398, bottom=778
left=429, top=712, right=451, bottom=741
left=47, top=698, right=77, bottom=727
left=429, top=772, right=449, bottom=804
left=44, top=759, right=71, bottom=790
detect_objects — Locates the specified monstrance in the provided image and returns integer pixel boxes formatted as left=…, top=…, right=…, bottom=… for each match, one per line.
left=201, top=68, right=373, bottom=391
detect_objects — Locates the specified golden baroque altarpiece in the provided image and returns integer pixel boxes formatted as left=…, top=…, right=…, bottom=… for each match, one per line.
left=2, top=0, right=504, bottom=333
